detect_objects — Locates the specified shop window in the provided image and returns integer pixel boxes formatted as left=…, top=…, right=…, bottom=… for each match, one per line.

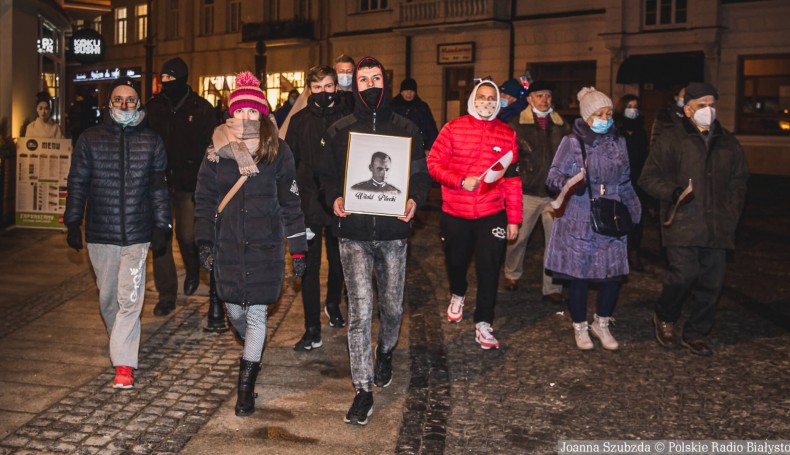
left=644, top=0, right=687, bottom=27
left=738, top=55, right=790, bottom=135
left=115, top=7, right=127, bottom=44
left=360, top=0, right=388, bottom=12
left=265, top=72, right=306, bottom=109
left=166, top=0, right=179, bottom=39
left=136, top=4, right=148, bottom=41
left=200, top=75, right=236, bottom=110
left=526, top=61, right=596, bottom=119
left=201, top=0, right=215, bottom=35
left=227, top=0, right=241, bottom=33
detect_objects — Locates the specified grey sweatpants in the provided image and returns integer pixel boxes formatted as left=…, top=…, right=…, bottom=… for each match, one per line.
left=339, top=238, right=408, bottom=391
left=87, top=242, right=149, bottom=369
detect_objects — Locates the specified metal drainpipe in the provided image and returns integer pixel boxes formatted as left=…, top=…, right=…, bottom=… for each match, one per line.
left=508, top=0, right=516, bottom=78
left=405, top=36, right=412, bottom=79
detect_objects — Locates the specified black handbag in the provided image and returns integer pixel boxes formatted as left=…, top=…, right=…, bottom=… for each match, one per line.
left=577, top=136, right=633, bottom=238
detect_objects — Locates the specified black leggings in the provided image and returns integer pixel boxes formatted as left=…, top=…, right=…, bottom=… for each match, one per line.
left=567, top=279, right=621, bottom=323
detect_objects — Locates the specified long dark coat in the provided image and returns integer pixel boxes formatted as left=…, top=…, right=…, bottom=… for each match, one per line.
left=544, top=119, right=642, bottom=280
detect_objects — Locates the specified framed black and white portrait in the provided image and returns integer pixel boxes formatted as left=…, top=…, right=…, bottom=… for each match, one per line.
left=343, top=132, right=412, bottom=217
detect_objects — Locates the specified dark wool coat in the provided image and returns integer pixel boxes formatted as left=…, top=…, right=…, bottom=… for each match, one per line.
left=194, top=139, right=307, bottom=306
left=146, top=89, right=218, bottom=192
left=285, top=95, right=349, bottom=227
left=544, top=119, right=642, bottom=280
left=639, top=117, right=749, bottom=249
left=510, top=109, right=570, bottom=197
left=65, top=113, right=170, bottom=245
left=390, top=94, right=439, bottom=150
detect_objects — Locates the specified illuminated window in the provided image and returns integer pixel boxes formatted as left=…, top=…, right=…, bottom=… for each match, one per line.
left=644, top=0, right=687, bottom=27
left=115, top=7, right=127, bottom=44
left=228, top=0, right=241, bottom=33
left=360, top=0, right=387, bottom=12
left=265, top=72, right=305, bottom=109
left=166, top=0, right=179, bottom=39
left=136, top=4, right=148, bottom=41
left=738, top=55, right=790, bottom=135
left=93, top=16, right=102, bottom=34
left=200, top=75, right=237, bottom=109
left=201, top=0, right=215, bottom=35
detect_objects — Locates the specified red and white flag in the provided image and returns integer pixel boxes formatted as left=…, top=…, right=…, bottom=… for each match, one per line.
left=479, top=150, right=514, bottom=183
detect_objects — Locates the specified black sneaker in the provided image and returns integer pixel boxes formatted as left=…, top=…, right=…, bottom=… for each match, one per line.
left=153, top=300, right=175, bottom=316
left=373, top=345, right=393, bottom=388
left=325, top=303, right=346, bottom=328
left=293, top=326, right=322, bottom=351
left=344, top=389, right=373, bottom=426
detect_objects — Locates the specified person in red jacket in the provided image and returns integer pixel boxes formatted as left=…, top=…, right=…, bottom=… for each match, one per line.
left=427, top=79, right=522, bottom=349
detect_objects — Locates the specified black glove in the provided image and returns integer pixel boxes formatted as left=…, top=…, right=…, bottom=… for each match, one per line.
left=66, top=224, right=83, bottom=252
left=151, top=228, right=170, bottom=258
left=671, top=187, right=683, bottom=204
left=292, top=255, right=306, bottom=278
left=198, top=242, right=214, bottom=272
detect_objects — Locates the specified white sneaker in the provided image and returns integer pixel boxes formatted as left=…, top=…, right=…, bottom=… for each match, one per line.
left=591, top=314, right=619, bottom=350
left=475, top=322, right=500, bottom=349
left=573, top=321, right=594, bottom=350
left=447, top=294, right=465, bottom=323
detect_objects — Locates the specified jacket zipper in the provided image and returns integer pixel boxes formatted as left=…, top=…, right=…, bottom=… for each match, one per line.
left=373, top=111, right=377, bottom=132
left=120, top=127, right=127, bottom=245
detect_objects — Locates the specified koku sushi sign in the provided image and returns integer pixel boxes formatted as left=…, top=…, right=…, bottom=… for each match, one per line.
left=69, top=28, right=105, bottom=64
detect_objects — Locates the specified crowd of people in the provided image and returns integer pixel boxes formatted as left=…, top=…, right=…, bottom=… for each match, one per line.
left=59, top=53, right=749, bottom=426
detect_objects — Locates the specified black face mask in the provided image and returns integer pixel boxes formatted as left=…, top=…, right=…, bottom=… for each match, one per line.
left=360, top=87, right=383, bottom=110
left=309, top=91, right=336, bottom=110
left=161, top=79, right=188, bottom=101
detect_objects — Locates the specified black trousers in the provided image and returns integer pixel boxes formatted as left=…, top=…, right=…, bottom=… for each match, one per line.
left=301, top=224, right=344, bottom=329
left=440, top=211, right=508, bottom=324
left=655, top=246, right=726, bottom=340
left=153, top=191, right=200, bottom=302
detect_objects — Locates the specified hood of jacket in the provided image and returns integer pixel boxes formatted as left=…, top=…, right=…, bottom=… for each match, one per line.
left=466, top=80, right=501, bottom=121
left=352, top=56, right=392, bottom=121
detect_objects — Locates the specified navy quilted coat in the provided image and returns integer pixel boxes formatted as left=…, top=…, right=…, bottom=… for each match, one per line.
left=65, top=113, right=171, bottom=246
left=544, top=119, right=641, bottom=280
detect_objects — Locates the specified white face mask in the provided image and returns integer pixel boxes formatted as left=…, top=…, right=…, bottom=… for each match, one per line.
left=532, top=107, right=553, bottom=118
left=693, top=106, right=716, bottom=129
left=676, top=98, right=685, bottom=108
left=474, top=100, right=497, bottom=118
left=110, top=107, right=139, bottom=125
left=338, top=73, right=353, bottom=89
left=624, top=108, right=639, bottom=119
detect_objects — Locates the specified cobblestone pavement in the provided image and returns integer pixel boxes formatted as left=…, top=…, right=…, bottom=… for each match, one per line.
left=0, top=176, right=788, bottom=454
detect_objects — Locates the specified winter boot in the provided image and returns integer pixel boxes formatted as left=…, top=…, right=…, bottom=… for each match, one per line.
left=235, top=357, right=261, bottom=416
left=204, top=272, right=228, bottom=333
left=573, top=321, right=594, bottom=350
left=590, top=314, right=619, bottom=350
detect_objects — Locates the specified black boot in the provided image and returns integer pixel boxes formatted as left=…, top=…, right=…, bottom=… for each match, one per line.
left=235, top=357, right=261, bottom=416
left=204, top=272, right=228, bottom=333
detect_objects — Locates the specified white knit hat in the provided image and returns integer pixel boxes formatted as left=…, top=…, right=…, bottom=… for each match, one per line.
left=577, top=87, right=613, bottom=121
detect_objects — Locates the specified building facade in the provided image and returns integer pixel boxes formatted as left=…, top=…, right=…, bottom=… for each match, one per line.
left=60, top=0, right=790, bottom=174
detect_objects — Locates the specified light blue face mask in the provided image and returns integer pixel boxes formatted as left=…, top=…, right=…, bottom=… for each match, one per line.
left=338, top=73, right=353, bottom=89
left=590, top=117, right=613, bottom=134
left=500, top=98, right=509, bottom=108
left=110, top=107, right=139, bottom=125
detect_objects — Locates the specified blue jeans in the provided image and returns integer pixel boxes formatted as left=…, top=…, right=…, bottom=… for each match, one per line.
left=339, top=238, right=408, bottom=391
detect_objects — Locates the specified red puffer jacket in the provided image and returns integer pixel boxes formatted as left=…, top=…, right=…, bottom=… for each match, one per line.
left=428, top=115, right=522, bottom=223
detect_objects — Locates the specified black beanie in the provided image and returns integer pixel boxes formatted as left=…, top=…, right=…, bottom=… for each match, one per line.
left=683, top=82, right=718, bottom=104
left=400, top=78, right=417, bottom=92
left=110, top=76, right=140, bottom=98
left=161, top=57, right=188, bottom=80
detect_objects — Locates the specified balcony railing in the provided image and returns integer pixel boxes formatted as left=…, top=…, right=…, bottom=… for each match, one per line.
left=398, top=0, right=509, bottom=27
left=241, top=20, right=314, bottom=42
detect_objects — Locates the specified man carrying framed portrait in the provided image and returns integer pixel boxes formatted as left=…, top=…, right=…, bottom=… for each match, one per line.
left=321, top=56, right=431, bottom=426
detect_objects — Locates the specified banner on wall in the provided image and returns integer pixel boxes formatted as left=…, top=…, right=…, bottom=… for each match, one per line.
left=15, top=137, right=72, bottom=229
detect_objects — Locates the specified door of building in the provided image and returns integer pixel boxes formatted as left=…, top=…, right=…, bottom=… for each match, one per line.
left=443, top=66, right=474, bottom=124
left=640, top=83, right=684, bottom=143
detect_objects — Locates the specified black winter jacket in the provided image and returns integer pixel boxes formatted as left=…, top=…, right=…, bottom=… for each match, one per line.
left=639, top=118, right=750, bottom=249
left=509, top=109, right=570, bottom=197
left=322, top=63, right=431, bottom=242
left=285, top=95, right=349, bottom=227
left=194, top=139, right=307, bottom=306
left=65, top=113, right=171, bottom=245
left=146, top=89, right=218, bottom=192
left=390, top=94, right=439, bottom=150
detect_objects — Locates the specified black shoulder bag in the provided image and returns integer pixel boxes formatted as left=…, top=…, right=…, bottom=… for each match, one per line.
left=577, top=136, right=633, bottom=238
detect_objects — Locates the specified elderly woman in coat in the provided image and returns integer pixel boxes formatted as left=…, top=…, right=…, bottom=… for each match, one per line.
left=545, top=87, right=641, bottom=351
left=194, top=72, right=307, bottom=416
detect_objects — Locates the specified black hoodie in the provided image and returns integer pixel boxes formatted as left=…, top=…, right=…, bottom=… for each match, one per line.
left=321, top=57, right=431, bottom=241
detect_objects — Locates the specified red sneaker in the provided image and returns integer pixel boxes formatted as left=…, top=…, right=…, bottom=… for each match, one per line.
left=113, top=366, right=134, bottom=389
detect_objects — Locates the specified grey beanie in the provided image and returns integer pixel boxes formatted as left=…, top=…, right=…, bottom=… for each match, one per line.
left=577, top=87, right=613, bottom=121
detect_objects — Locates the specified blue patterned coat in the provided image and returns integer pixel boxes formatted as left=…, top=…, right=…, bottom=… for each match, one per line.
left=544, top=119, right=641, bottom=280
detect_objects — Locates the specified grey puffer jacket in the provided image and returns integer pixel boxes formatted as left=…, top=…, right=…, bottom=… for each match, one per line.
left=639, top=117, right=749, bottom=249
left=65, top=113, right=170, bottom=245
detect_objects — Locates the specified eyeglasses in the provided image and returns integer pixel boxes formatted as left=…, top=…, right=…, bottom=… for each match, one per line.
left=111, top=96, right=138, bottom=107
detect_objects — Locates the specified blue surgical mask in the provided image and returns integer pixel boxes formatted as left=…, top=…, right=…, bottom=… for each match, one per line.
left=590, top=117, right=612, bottom=134
left=338, top=73, right=353, bottom=89
left=110, top=107, right=139, bottom=125
left=500, top=98, right=509, bottom=108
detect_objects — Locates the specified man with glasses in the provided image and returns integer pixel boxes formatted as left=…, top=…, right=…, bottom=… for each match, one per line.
left=146, top=58, right=221, bottom=330
left=65, top=77, right=171, bottom=389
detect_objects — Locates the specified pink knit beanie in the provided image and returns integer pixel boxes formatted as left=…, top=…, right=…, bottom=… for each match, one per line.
left=577, top=87, right=613, bottom=121
left=229, top=71, right=269, bottom=116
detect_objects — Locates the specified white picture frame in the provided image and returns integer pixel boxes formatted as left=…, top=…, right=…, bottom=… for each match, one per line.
left=343, top=132, right=412, bottom=217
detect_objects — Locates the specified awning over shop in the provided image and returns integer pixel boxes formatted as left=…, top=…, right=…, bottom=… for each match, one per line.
left=617, top=51, right=704, bottom=86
